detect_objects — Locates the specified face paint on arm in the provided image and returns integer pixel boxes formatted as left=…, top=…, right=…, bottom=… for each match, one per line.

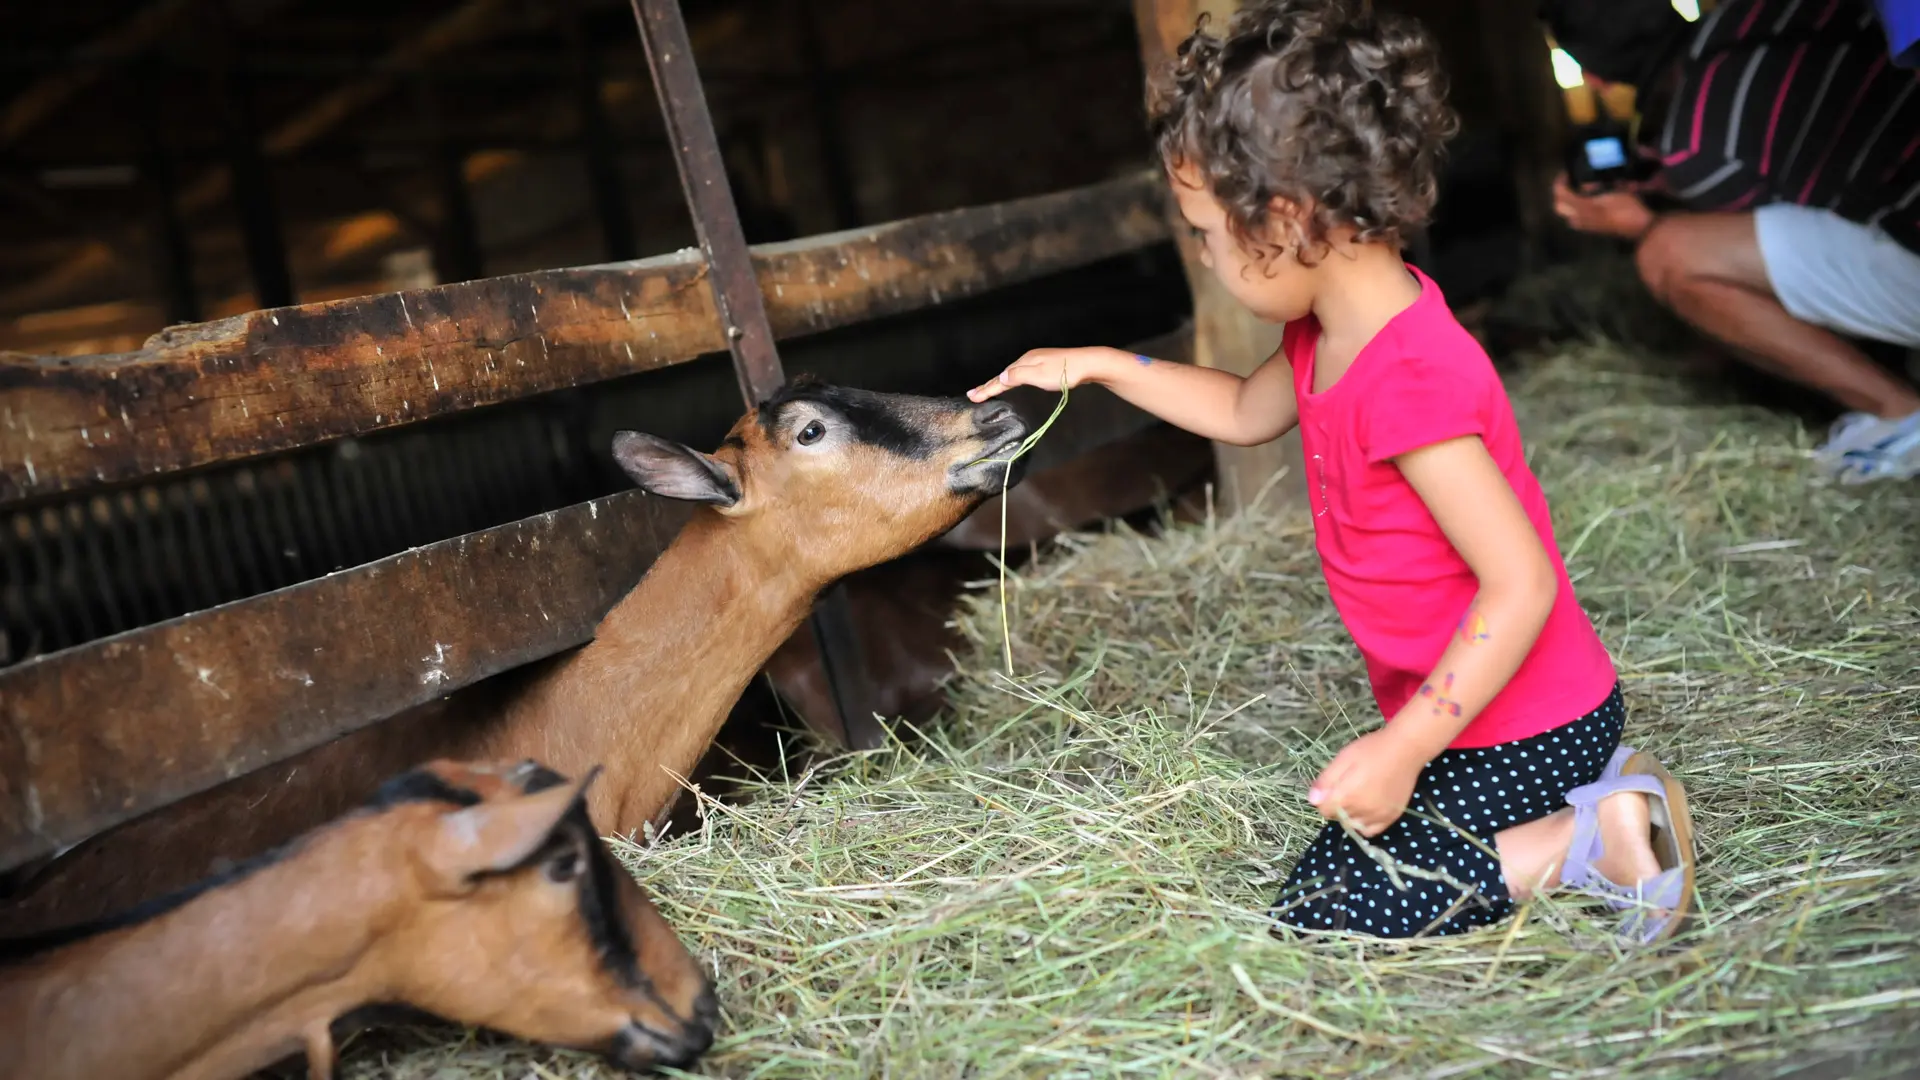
left=1457, top=611, right=1490, bottom=645
left=1416, top=672, right=1462, bottom=718
left=1134, top=354, right=1154, bottom=366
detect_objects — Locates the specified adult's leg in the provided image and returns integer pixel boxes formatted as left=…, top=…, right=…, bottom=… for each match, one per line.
left=1633, top=212, right=1920, bottom=419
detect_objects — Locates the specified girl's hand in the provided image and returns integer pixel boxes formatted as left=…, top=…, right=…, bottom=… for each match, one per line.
left=967, top=346, right=1124, bottom=402
left=1308, top=728, right=1429, bottom=837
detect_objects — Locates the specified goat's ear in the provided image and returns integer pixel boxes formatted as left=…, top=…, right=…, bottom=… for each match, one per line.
left=612, top=431, right=741, bottom=507
left=423, top=767, right=601, bottom=888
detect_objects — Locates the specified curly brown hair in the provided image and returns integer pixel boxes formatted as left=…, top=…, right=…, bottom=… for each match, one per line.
left=1147, top=0, right=1460, bottom=266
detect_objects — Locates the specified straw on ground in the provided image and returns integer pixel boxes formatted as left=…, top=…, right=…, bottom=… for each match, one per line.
left=342, top=263, right=1920, bottom=1079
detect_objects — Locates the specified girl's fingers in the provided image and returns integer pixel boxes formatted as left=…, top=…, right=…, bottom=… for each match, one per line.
left=967, top=367, right=1022, bottom=401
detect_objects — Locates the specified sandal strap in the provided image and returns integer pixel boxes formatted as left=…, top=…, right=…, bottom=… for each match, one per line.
left=1618, top=869, right=1691, bottom=944
left=1559, top=770, right=1668, bottom=892
left=1565, top=771, right=1664, bottom=810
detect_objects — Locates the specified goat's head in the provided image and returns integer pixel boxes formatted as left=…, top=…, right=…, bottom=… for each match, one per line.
left=380, top=759, right=714, bottom=1072
left=612, top=378, right=1031, bottom=580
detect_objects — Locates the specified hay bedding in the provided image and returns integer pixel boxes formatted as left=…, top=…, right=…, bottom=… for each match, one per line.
left=342, top=261, right=1920, bottom=1078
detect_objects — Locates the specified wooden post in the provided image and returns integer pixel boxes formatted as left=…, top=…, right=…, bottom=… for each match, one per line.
left=203, top=0, right=294, bottom=311
left=414, top=68, right=485, bottom=285
left=796, top=0, right=862, bottom=231
left=1130, top=0, right=1303, bottom=516
left=131, top=55, right=200, bottom=326
left=566, top=0, right=639, bottom=263
left=1467, top=0, right=1567, bottom=274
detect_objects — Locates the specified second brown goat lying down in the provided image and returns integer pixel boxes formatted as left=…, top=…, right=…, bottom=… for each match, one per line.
left=0, top=758, right=716, bottom=1080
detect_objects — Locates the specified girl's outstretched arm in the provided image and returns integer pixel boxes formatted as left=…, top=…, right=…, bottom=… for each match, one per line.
left=967, top=344, right=1299, bottom=447
left=1309, top=433, right=1560, bottom=836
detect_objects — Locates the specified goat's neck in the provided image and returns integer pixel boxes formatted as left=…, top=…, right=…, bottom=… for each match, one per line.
left=0, top=821, right=403, bottom=1080
left=490, top=512, right=821, bottom=834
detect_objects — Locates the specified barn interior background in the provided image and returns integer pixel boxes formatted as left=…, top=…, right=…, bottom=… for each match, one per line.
left=0, top=0, right=1595, bottom=808
left=8, top=0, right=1919, bottom=1075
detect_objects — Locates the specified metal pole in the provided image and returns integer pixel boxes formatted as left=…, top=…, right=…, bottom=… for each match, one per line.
left=626, top=0, right=882, bottom=750
left=627, top=0, right=785, bottom=405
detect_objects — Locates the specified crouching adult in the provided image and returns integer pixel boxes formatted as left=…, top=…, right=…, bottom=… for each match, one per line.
left=1544, top=0, right=1920, bottom=484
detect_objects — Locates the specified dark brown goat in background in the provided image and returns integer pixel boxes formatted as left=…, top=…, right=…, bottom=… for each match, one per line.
left=0, top=758, right=715, bottom=1080
left=0, top=380, right=1030, bottom=938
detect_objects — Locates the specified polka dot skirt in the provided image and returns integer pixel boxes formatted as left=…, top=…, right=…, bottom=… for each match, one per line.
left=1270, top=684, right=1627, bottom=940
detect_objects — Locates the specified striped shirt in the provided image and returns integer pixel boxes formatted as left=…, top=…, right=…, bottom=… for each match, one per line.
left=1654, top=0, right=1920, bottom=255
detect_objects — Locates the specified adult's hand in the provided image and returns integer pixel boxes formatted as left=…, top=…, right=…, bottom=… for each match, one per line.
left=1552, top=173, right=1657, bottom=242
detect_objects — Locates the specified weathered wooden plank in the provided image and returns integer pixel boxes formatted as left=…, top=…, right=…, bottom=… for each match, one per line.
left=0, top=172, right=1170, bottom=507
left=0, top=491, right=689, bottom=871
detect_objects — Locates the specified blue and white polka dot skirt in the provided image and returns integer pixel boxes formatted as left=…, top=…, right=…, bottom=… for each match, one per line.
left=1270, top=683, right=1627, bottom=939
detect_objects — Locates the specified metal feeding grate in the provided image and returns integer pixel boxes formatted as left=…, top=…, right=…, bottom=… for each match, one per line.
left=0, top=403, right=604, bottom=668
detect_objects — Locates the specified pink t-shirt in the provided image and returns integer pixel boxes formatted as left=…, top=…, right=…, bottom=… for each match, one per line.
left=1286, top=267, right=1616, bottom=749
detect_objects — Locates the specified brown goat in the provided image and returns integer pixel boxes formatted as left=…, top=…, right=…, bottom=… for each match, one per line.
left=0, top=758, right=716, bottom=1080
left=0, top=380, right=1028, bottom=938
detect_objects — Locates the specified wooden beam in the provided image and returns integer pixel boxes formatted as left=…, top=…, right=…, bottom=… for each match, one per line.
left=0, top=0, right=198, bottom=149
left=0, top=490, right=690, bottom=871
left=0, top=171, right=1170, bottom=506
left=1130, top=0, right=1303, bottom=516
left=0, top=1, right=748, bottom=321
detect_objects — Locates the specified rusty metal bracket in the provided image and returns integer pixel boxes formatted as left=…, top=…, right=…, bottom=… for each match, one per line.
left=627, top=0, right=881, bottom=749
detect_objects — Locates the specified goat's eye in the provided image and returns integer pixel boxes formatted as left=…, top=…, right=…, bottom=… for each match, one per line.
left=796, top=420, right=826, bottom=446
left=545, top=849, right=584, bottom=884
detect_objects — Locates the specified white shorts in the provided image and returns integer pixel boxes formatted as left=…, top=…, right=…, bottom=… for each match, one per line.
left=1753, top=202, right=1920, bottom=348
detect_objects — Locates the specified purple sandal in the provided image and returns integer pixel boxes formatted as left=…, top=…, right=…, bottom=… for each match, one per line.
left=1560, top=746, right=1699, bottom=944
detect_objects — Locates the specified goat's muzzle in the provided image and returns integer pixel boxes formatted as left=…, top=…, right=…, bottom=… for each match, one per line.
left=948, top=400, right=1032, bottom=496
left=608, top=985, right=719, bottom=1072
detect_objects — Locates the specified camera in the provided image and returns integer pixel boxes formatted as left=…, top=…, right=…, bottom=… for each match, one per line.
left=1565, top=123, right=1658, bottom=192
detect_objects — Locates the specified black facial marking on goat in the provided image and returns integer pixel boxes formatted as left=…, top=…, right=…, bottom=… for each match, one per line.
left=755, top=382, right=933, bottom=460
left=578, top=818, right=644, bottom=986
left=495, top=802, right=644, bottom=989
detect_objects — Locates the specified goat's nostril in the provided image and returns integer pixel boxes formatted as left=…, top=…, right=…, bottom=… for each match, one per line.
left=974, top=401, right=1016, bottom=429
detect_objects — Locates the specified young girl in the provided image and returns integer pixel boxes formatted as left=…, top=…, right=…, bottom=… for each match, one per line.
left=969, top=0, right=1697, bottom=942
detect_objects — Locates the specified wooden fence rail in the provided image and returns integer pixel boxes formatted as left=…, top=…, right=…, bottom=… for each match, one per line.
left=0, top=171, right=1170, bottom=507
left=0, top=323, right=1192, bottom=870
left=0, top=494, right=687, bottom=870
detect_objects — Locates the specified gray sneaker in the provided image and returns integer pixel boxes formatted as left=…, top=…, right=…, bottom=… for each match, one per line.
left=1814, top=409, right=1920, bottom=484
